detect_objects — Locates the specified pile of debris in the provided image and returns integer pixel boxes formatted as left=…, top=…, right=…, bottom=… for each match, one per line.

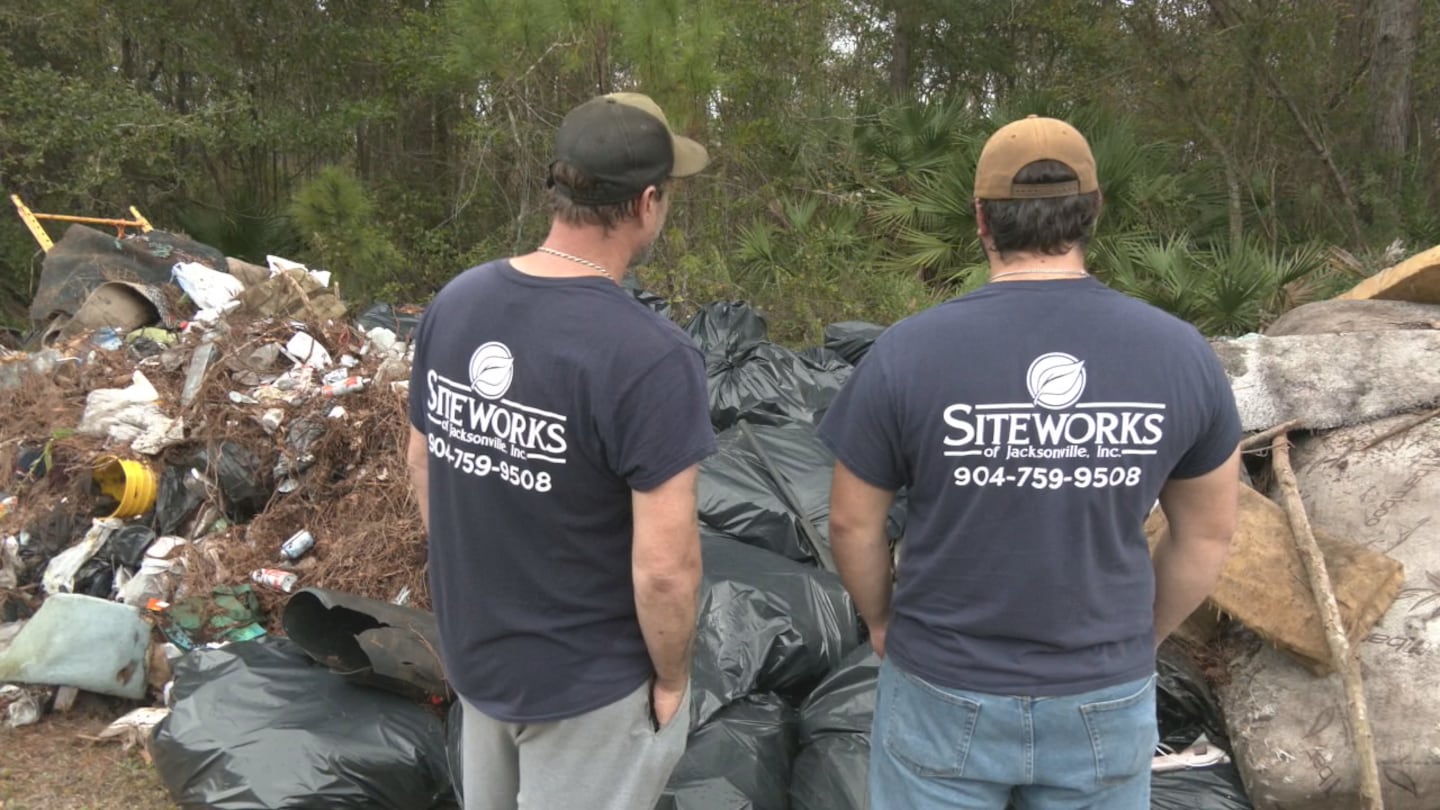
left=2, top=219, right=1439, bottom=810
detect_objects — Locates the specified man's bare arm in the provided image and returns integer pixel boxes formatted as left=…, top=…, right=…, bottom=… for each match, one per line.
left=1153, top=448, right=1241, bottom=645
left=633, top=464, right=703, bottom=722
left=407, top=427, right=430, bottom=535
left=829, top=461, right=897, bottom=656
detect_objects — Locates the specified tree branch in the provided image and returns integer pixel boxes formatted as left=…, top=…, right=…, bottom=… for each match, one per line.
left=1272, top=434, right=1383, bottom=810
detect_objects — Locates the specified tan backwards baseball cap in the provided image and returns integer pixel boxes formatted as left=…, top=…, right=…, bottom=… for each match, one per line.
left=549, top=92, right=710, bottom=205
left=974, top=115, right=1098, bottom=200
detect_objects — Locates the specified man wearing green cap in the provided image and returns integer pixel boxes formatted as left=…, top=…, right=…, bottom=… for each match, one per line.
left=407, top=92, right=714, bottom=809
left=820, top=115, right=1241, bottom=808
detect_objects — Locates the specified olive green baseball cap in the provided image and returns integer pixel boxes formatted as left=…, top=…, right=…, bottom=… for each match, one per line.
left=549, top=92, right=710, bottom=206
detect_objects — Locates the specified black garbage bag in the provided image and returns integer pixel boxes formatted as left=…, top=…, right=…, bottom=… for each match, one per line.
left=154, top=462, right=208, bottom=536
left=151, top=637, right=456, bottom=809
left=283, top=588, right=447, bottom=702
left=790, top=643, right=879, bottom=810
left=71, top=524, right=156, bottom=598
left=699, top=421, right=905, bottom=571
left=690, top=535, right=859, bottom=729
left=684, top=301, right=849, bottom=431
left=823, top=321, right=885, bottom=365
left=356, top=303, right=424, bottom=341
left=684, top=301, right=768, bottom=355
left=657, top=693, right=797, bottom=810
left=213, top=441, right=272, bottom=521
left=699, top=422, right=832, bottom=566
left=1157, top=641, right=1229, bottom=750
left=1151, top=765, right=1253, bottom=810
left=630, top=287, right=674, bottom=321
left=16, top=504, right=80, bottom=586
left=705, top=341, right=845, bottom=431
left=71, top=558, right=118, bottom=597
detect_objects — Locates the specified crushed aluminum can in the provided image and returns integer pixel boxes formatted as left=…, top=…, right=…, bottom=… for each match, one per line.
left=279, top=529, right=315, bottom=562
left=250, top=567, right=299, bottom=593
left=320, top=376, right=368, bottom=397
left=321, top=367, right=351, bottom=387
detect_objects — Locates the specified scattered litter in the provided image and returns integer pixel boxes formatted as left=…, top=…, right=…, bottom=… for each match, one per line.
left=1, top=683, right=46, bottom=728
left=41, top=518, right=121, bottom=595
left=251, top=568, right=299, bottom=593
left=91, top=327, right=124, bottom=351
left=77, top=370, right=184, bottom=454
left=320, top=376, right=367, bottom=397
left=173, top=262, right=246, bottom=311
left=279, top=530, right=315, bottom=562
left=98, top=706, right=172, bottom=749
left=284, top=331, right=333, bottom=369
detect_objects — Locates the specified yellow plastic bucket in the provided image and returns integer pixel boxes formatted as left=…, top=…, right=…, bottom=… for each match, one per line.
left=93, top=456, right=158, bottom=518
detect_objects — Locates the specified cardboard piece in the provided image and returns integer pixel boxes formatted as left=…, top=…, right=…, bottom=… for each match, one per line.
left=1147, top=485, right=1404, bottom=673
left=1336, top=244, right=1440, bottom=304
left=55, top=281, right=160, bottom=340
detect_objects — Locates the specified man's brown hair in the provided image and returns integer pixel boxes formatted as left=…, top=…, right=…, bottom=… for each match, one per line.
left=979, top=160, right=1101, bottom=256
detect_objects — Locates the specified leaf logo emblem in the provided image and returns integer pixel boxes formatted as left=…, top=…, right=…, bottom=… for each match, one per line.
left=469, top=342, right=515, bottom=400
left=1026, top=352, right=1087, bottom=410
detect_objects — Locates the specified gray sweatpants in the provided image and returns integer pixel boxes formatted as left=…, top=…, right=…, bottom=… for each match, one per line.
left=459, top=680, right=689, bottom=810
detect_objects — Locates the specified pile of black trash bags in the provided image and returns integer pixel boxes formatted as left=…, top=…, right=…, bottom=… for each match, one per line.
left=149, top=301, right=1250, bottom=809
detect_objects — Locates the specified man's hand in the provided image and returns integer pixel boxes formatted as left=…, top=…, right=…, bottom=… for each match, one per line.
left=868, top=621, right=888, bottom=659
left=651, top=679, right=687, bottom=730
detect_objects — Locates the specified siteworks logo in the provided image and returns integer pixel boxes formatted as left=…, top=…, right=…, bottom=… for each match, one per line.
left=1026, top=352, right=1086, bottom=410
left=469, top=342, right=515, bottom=400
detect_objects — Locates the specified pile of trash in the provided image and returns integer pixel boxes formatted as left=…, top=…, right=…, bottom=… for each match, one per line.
left=5, top=220, right=1439, bottom=809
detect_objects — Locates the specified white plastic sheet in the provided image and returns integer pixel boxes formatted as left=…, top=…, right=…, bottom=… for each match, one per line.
left=77, top=370, right=185, bottom=454
left=172, top=262, right=245, bottom=311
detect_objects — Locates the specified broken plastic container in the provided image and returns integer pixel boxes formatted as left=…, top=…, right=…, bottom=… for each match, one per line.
left=92, top=456, right=158, bottom=518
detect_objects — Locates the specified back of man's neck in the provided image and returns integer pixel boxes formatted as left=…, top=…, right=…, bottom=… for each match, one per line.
left=986, top=247, right=1087, bottom=282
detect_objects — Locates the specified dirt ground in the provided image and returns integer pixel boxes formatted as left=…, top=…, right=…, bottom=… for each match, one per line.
left=0, top=694, right=173, bottom=810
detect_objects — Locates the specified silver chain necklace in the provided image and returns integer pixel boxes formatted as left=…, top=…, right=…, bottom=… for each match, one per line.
left=989, top=268, right=1089, bottom=281
left=537, top=246, right=611, bottom=278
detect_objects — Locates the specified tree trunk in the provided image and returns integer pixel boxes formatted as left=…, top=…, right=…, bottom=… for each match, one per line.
left=1367, top=0, right=1421, bottom=195
left=889, top=1, right=918, bottom=98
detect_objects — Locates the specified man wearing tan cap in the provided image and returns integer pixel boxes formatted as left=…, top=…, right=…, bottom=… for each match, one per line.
left=820, top=115, right=1241, bottom=808
left=407, top=92, right=715, bottom=809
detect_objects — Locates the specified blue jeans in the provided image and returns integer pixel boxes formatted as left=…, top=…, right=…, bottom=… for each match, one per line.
left=870, top=659, right=1157, bottom=810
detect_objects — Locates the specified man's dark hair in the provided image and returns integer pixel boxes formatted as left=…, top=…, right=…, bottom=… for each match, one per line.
left=979, top=160, right=1101, bottom=256
left=547, top=161, right=664, bottom=232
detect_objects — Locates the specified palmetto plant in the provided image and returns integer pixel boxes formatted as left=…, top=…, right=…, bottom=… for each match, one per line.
left=1095, top=236, right=1329, bottom=336
left=856, top=96, right=1330, bottom=334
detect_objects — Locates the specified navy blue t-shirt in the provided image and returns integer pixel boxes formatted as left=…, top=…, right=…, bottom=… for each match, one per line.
left=408, top=260, right=715, bottom=722
left=818, top=277, right=1240, bottom=696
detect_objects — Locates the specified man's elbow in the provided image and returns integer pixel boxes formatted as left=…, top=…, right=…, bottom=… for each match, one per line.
left=634, top=557, right=701, bottom=599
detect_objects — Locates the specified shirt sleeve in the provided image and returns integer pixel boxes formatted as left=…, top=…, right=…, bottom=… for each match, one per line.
left=1170, top=344, right=1242, bottom=479
left=817, top=344, right=906, bottom=491
left=610, top=343, right=717, bottom=491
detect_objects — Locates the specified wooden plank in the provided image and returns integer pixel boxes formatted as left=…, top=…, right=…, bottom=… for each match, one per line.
left=1147, top=485, right=1404, bottom=673
left=1337, top=244, right=1440, bottom=304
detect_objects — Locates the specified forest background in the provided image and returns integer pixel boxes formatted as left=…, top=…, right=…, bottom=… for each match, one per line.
left=2, top=0, right=1435, bottom=344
